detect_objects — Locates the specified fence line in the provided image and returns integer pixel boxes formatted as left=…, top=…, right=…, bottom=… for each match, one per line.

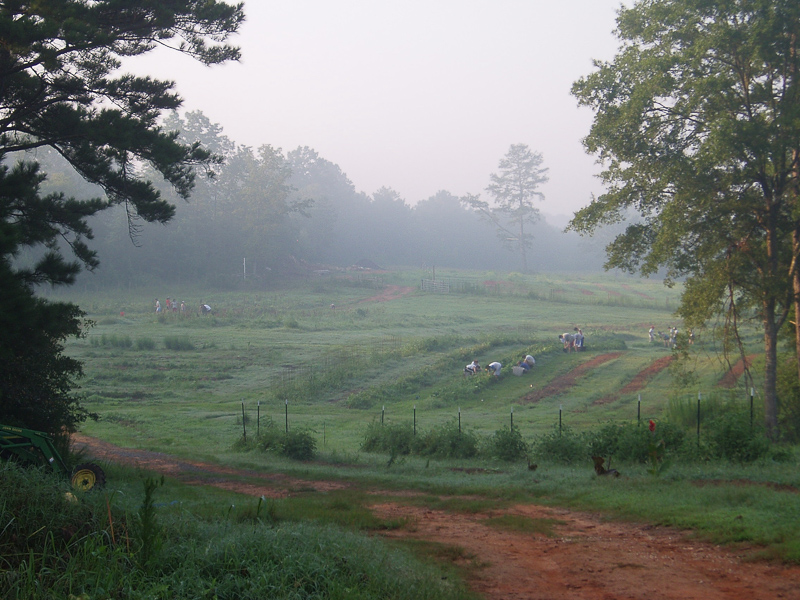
left=238, top=387, right=760, bottom=447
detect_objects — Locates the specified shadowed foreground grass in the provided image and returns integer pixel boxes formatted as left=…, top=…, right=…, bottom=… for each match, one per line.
left=0, top=461, right=478, bottom=600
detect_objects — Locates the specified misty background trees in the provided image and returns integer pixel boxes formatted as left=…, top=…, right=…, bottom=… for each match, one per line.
left=23, top=112, right=603, bottom=290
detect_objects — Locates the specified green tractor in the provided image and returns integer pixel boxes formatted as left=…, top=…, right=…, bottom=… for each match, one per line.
left=0, top=424, right=105, bottom=491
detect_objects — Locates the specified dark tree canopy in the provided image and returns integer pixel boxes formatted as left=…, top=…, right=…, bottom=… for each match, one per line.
left=0, top=0, right=244, bottom=433
left=569, top=0, right=800, bottom=438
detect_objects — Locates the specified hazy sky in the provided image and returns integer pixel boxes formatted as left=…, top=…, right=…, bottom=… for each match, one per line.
left=132, top=1, right=625, bottom=219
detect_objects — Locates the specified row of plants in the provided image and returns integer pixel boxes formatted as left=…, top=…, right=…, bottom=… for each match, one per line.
left=89, top=333, right=195, bottom=351
left=346, top=335, right=563, bottom=410
left=356, top=408, right=783, bottom=468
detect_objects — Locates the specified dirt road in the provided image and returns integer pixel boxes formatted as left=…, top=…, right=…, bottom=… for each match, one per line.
left=72, top=434, right=800, bottom=600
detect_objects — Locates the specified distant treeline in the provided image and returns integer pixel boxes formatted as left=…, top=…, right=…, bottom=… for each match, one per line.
left=19, top=111, right=609, bottom=288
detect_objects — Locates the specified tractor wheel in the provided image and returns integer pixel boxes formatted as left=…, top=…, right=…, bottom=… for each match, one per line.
left=70, top=463, right=106, bottom=491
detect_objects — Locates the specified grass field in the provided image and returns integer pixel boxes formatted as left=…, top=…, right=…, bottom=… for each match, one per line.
left=61, top=269, right=758, bottom=458
left=6, top=269, right=800, bottom=600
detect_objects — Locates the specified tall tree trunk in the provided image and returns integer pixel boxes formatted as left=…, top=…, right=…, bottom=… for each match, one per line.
left=763, top=300, right=780, bottom=440
left=793, top=227, right=800, bottom=387
left=793, top=146, right=800, bottom=387
left=764, top=201, right=782, bottom=440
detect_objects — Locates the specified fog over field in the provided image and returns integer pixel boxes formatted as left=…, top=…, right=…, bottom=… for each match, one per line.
left=126, top=1, right=626, bottom=218
left=14, top=1, right=640, bottom=288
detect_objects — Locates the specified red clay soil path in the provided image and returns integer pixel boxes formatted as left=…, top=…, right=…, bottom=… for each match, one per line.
left=373, top=502, right=800, bottom=600
left=522, top=352, right=623, bottom=404
left=71, top=434, right=349, bottom=497
left=718, top=355, right=757, bottom=389
left=359, top=285, right=416, bottom=303
left=592, top=355, right=674, bottom=406
left=71, top=434, right=800, bottom=600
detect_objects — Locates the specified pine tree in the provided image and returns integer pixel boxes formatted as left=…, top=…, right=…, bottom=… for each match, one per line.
left=0, top=1, right=244, bottom=433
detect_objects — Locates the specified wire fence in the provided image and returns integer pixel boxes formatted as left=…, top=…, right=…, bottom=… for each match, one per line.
left=237, top=387, right=761, bottom=451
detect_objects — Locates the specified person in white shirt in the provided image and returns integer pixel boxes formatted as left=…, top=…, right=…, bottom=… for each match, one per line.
left=464, top=360, right=481, bottom=375
left=487, top=361, right=502, bottom=377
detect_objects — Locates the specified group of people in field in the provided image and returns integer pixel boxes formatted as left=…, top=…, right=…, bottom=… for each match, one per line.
left=155, top=297, right=212, bottom=316
left=463, top=354, right=536, bottom=379
left=463, top=326, right=588, bottom=378
left=559, top=327, right=585, bottom=353
left=648, top=325, right=691, bottom=348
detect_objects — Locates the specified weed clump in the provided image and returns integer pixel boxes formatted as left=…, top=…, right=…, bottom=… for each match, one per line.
left=484, top=426, right=529, bottom=462
left=163, top=335, right=194, bottom=351
left=234, top=418, right=317, bottom=461
left=531, top=425, right=587, bottom=464
left=361, top=420, right=479, bottom=460
left=587, top=421, right=685, bottom=463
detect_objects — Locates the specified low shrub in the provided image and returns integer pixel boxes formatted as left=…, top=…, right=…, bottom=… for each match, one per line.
left=704, top=410, right=770, bottom=463
left=281, top=429, right=317, bottom=460
left=413, top=420, right=479, bottom=459
left=135, top=337, right=156, bottom=350
left=163, top=335, right=194, bottom=351
left=90, top=333, right=132, bottom=348
left=531, top=425, right=587, bottom=464
left=361, top=422, right=414, bottom=456
left=587, top=420, right=685, bottom=463
left=235, top=420, right=317, bottom=461
left=485, top=426, right=529, bottom=462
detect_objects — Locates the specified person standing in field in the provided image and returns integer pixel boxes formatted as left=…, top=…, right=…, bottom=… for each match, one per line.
left=155, top=298, right=161, bottom=313
left=649, top=326, right=655, bottom=343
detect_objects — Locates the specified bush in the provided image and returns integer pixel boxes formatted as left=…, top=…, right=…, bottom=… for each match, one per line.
left=705, top=410, right=770, bottom=463
left=413, top=421, right=479, bottom=459
left=90, top=333, right=132, bottom=348
left=587, top=421, right=685, bottom=463
left=281, top=429, right=317, bottom=460
left=135, top=337, right=156, bottom=350
left=485, top=426, right=529, bottom=462
left=531, top=425, right=586, bottom=464
left=361, top=422, right=414, bottom=456
left=163, top=335, right=194, bottom=351
left=234, top=418, right=316, bottom=461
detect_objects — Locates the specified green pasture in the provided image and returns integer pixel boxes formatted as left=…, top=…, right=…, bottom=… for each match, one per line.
left=60, top=270, right=762, bottom=459
left=3, top=268, right=795, bottom=591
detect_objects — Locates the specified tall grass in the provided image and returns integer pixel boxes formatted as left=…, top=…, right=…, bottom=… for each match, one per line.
left=0, top=462, right=476, bottom=600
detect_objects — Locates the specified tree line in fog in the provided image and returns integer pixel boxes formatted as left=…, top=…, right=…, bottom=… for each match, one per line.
left=27, top=111, right=609, bottom=288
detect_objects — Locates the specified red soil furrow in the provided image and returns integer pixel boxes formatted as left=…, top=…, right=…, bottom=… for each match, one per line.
left=521, top=352, right=623, bottom=404
left=718, top=354, right=757, bottom=389
left=359, top=285, right=416, bottom=303
left=592, top=355, right=674, bottom=406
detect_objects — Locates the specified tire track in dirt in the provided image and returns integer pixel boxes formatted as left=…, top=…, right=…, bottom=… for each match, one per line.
left=521, top=353, right=623, bottom=404
left=71, top=434, right=800, bottom=600
left=592, top=355, right=674, bottom=406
